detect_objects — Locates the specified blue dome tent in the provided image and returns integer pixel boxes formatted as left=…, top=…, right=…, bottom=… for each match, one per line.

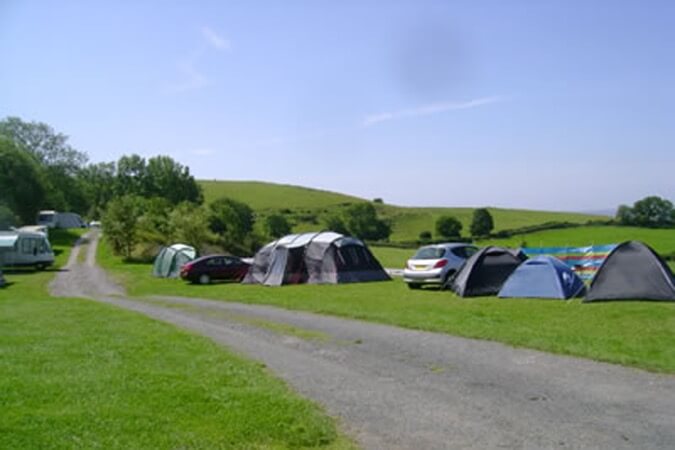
left=498, top=255, right=585, bottom=300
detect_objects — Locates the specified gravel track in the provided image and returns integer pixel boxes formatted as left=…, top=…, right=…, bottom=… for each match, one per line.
left=50, top=231, right=675, bottom=450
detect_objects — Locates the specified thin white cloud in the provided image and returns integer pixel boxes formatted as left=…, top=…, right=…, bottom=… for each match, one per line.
left=201, top=26, right=231, bottom=51
left=164, top=61, right=209, bottom=93
left=362, top=96, right=505, bottom=127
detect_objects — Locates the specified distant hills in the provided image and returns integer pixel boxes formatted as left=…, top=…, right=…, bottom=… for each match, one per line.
left=198, top=180, right=609, bottom=242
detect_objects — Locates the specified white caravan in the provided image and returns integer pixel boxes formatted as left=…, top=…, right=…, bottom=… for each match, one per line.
left=0, top=230, right=55, bottom=270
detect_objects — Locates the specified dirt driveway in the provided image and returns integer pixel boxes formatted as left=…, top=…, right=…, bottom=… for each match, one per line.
left=51, top=231, right=675, bottom=450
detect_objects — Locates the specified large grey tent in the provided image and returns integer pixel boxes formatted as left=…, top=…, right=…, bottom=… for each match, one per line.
left=585, top=241, right=675, bottom=302
left=446, top=246, right=527, bottom=297
left=242, top=231, right=390, bottom=286
left=152, top=244, right=197, bottom=278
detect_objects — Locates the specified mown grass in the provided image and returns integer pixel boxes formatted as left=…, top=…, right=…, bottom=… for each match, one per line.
left=370, top=246, right=414, bottom=268
left=0, top=231, right=355, bottom=449
left=99, top=239, right=675, bottom=374
left=198, top=180, right=605, bottom=242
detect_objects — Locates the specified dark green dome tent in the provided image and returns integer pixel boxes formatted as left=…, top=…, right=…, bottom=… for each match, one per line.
left=152, top=244, right=197, bottom=278
left=585, top=241, right=675, bottom=302
left=242, top=231, right=390, bottom=286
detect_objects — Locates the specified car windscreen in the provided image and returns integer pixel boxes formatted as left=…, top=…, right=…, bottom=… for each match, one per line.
left=38, top=214, right=54, bottom=222
left=412, top=247, right=446, bottom=259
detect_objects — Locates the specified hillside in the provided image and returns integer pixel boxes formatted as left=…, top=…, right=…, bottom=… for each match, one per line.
left=198, top=180, right=609, bottom=242
left=200, top=180, right=361, bottom=209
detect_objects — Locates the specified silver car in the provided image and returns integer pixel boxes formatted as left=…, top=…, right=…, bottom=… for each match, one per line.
left=403, top=243, right=479, bottom=289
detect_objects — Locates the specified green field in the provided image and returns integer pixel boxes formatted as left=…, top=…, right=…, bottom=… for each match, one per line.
left=0, top=232, right=353, bottom=449
left=198, top=180, right=606, bottom=242
left=98, top=239, right=675, bottom=374
left=372, top=226, right=675, bottom=268
left=477, top=225, right=675, bottom=253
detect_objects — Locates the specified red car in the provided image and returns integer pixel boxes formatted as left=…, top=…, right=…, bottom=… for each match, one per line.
left=180, top=255, right=250, bottom=284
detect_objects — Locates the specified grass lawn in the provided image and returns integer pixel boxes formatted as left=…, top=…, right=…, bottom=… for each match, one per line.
left=99, top=239, right=675, bottom=374
left=0, top=231, right=353, bottom=449
left=370, top=246, right=414, bottom=268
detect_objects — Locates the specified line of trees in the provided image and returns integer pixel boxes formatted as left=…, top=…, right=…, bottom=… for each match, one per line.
left=0, top=117, right=202, bottom=227
left=616, top=196, right=674, bottom=228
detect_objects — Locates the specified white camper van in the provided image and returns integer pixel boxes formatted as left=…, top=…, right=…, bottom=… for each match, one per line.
left=37, top=210, right=86, bottom=229
left=0, top=230, right=55, bottom=270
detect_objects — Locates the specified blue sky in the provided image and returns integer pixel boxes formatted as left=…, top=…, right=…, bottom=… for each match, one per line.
left=2, top=0, right=673, bottom=211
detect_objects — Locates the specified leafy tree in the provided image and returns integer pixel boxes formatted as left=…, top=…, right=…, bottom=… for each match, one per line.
left=470, top=208, right=494, bottom=237
left=265, top=214, right=292, bottom=238
left=102, top=195, right=144, bottom=258
left=419, top=230, right=432, bottom=242
left=136, top=197, right=173, bottom=246
left=343, top=203, right=391, bottom=240
left=145, top=156, right=203, bottom=205
left=616, top=196, right=674, bottom=228
left=322, top=212, right=349, bottom=235
left=115, top=154, right=148, bottom=197
left=79, top=162, right=117, bottom=218
left=113, top=154, right=203, bottom=206
left=0, top=117, right=89, bottom=214
left=615, top=204, right=635, bottom=226
left=631, top=196, right=674, bottom=228
left=373, top=198, right=384, bottom=204
left=0, top=204, right=19, bottom=230
left=208, top=197, right=255, bottom=249
left=0, top=137, right=47, bottom=224
left=435, top=215, right=462, bottom=239
left=0, top=116, right=87, bottom=173
left=168, top=202, right=215, bottom=250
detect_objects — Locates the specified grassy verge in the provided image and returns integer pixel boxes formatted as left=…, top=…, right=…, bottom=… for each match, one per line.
left=0, top=232, right=354, bottom=449
left=99, top=239, right=675, bottom=374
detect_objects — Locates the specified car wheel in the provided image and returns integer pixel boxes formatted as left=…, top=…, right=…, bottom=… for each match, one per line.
left=199, top=274, right=211, bottom=285
left=35, top=263, right=47, bottom=271
left=407, top=283, right=421, bottom=290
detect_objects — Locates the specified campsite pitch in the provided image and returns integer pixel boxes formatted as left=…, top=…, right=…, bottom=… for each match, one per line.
left=49, top=231, right=675, bottom=449
left=98, top=239, right=675, bottom=373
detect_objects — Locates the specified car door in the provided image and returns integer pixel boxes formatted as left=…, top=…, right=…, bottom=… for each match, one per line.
left=221, top=257, right=239, bottom=280
left=204, top=257, right=223, bottom=279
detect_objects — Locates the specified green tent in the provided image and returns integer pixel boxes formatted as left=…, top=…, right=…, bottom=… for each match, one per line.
left=152, top=244, right=197, bottom=278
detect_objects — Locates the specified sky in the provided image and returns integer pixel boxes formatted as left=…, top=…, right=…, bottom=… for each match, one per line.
left=1, top=0, right=674, bottom=212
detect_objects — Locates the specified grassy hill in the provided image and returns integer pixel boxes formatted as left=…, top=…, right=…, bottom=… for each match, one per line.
left=199, top=180, right=607, bottom=242
left=200, top=180, right=361, bottom=210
